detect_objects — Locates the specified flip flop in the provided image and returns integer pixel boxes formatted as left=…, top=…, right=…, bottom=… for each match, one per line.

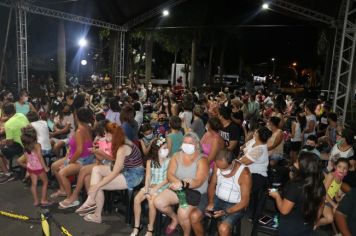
left=58, top=200, right=80, bottom=209
left=83, top=213, right=102, bottom=224
left=50, top=191, right=67, bottom=198
left=75, top=204, right=97, bottom=214
left=79, top=209, right=96, bottom=217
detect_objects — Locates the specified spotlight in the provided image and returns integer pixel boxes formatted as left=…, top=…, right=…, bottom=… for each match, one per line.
left=162, top=9, right=169, bottom=16
left=81, top=59, right=87, bottom=66
left=262, top=3, right=269, bottom=9
left=78, top=38, right=88, bottom=47
left=271, top=58, right=275, bottom=61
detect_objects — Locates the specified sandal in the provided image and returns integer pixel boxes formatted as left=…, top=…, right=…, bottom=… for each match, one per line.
left=50, top=191, right=67, bottom=198
left=130, top=225, right=143, bottom=236
left=58, top=200, right=80, bottom=209
left=144, top=226, right=154, bottom=236
left=75, top=203, right=97, bottom=214
left=83, top=213, right=102, bottom=224
left=79, top=209, right=96, bottom=217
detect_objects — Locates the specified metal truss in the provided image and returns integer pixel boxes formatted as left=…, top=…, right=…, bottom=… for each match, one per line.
left=270, top=0, right=335, bottom=26
left=332, top=0, right=356, bottom=123
left=118, top=31, right=126, bottom=85
left=327, top=0, right=348, bottom=100
left=15, top=1, right=29, bottom=91
left=122, top=0, right=188, bottom=29
left=0, top=0, right=126, bottom=31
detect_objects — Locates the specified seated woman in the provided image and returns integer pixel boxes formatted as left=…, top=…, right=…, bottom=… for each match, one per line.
left=50, top=107, right=94, bottom=198
left=200, top=117, right=224, bottom=172
left=131, top=137, right=170, bottom=236
left=58, top=120, right=116, bottom=209
left=192, top=149, right=251, bottom=236
left=269, top=152, right=325, bottom=236
left=75, top=126, right=144, bottom=223
left=154, top=132, right=209, bottom=236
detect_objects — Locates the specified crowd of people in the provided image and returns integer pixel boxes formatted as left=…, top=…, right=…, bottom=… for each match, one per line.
left=0, top=77, right=355, bottom=236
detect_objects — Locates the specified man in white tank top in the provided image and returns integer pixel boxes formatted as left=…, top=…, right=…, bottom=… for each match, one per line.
left=191, top=150, right=251, bottom=236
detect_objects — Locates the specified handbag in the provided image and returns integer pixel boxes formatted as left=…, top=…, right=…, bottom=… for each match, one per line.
left=185, top=189, right=201, bottom=206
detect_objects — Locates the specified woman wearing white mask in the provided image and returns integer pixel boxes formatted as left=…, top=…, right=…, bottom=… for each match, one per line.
left=154, top=132, right=209, bottom=236
left=131, top=137, right=170, bottom=236
left=15, top=90, right=36, bottom=115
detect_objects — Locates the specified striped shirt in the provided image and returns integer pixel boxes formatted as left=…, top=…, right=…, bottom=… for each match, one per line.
left=124, top=143, right=143, bottom=168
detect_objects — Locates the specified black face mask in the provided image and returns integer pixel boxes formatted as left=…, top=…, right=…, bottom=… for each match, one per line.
left=63, top=111, right=71, bottom=116
left=303, top=145, right=315, bottom=151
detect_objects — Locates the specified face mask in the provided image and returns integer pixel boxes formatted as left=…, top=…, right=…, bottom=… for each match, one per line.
left=23, top=96, right=29, bottom=102
left=303, top=145, right=315, bottom=151
left=145, top=133, right=154, bottom=140
left=57, top=97, right=62, bottom=102
left=181, top=143, right=195, bottom=155
left=159, top=148, right=169, bottom=158
left=103, top=108, right=109, bottom=112
left=163, top=102, right=169, bottom=107
left=152, top=89, right=157, bottom=93
left=334, top=170, right=347, bottom=180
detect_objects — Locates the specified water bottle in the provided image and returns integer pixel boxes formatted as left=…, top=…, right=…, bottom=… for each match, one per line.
left=272, top=214, right=279, bottom=228
left=175, top=189, right=188, bottom=208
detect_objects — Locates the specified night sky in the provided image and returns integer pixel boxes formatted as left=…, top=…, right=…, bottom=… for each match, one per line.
left=0, top=0, right=336, bottom=77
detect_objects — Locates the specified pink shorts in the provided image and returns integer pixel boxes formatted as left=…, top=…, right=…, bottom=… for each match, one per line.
left=27, top=168, right=45, bottom=176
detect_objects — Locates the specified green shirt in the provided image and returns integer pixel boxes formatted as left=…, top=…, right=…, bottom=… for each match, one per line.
left=4, top=113, right=29, bottom=145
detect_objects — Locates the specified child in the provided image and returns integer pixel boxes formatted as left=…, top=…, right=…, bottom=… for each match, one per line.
left=166, top=116, right=183, bottom=156
left=290, top=113, right=306, bottom=164
left=139, top=123, right=156, bottom=156
left=153, top=111, right=170, bottom=138
left=131, top=137, right=170, bottom=236
left=318, top=158, right=349, bottom=226
left=20, top=125, right=51, bottom=207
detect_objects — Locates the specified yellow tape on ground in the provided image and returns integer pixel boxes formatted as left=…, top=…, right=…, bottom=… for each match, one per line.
left=60, top=226, right=73, bottom=236
left=0, top=211, right=30, bottom=221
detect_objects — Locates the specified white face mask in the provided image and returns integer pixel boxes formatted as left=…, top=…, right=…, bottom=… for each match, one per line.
left=163, top=102, right=169, bottom=107
left=23, top=96, right=29, bottom=102
left=158, top=148, right=169, bottom=158
left=181, top=143, right=195, bottom=155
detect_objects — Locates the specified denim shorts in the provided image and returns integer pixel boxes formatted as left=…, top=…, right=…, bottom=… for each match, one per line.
left=122, top=166, right=144, bottom=189
left=269, top=153, right=284, bottom=161
left=214, top=196, right=245, bottom=226
left=65, top=155, right=94, bottom=166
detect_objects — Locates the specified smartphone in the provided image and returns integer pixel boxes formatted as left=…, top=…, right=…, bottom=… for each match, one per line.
left=259, top=215, right=273, bottom=225
left=206, top=210, right=214, bottom=215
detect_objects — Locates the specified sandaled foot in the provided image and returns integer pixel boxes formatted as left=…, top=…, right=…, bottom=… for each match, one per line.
left=75, top=203, right=96, bottom=214
left=58, top=199, right=80, bottom=209
left=165, top=222, right=178, bottom=235
left=130, top=225, right=143, bottom=236
left=144, top=226, right=154, bottom=236
left=83, top=213, right=102, bottom=224
left=50, top=190, right=67, bottom=198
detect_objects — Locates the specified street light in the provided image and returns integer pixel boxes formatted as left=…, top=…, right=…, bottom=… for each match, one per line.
left=292, top=62, right=297, bottom=67
left=262, top=3, right=269, bottom=9
left=78, top=38, right=88, bottom=47
left=162, top=9, right=169, bottom=16
left=81, top=59, right=87, bottom=66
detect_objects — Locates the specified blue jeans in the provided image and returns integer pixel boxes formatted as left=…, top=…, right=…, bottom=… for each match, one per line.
left=122, top=166, right=144, bottom=189
left=214, top=196, right=245, bottom=226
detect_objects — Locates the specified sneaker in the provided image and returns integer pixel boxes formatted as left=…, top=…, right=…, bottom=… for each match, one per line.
left=0, top=174, right=15, bottom=184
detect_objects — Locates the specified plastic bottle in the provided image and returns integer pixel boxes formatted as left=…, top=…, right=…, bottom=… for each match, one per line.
left=272, top=214, right=279, bottom=228
left=175, top=189, right=188, bottom=208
